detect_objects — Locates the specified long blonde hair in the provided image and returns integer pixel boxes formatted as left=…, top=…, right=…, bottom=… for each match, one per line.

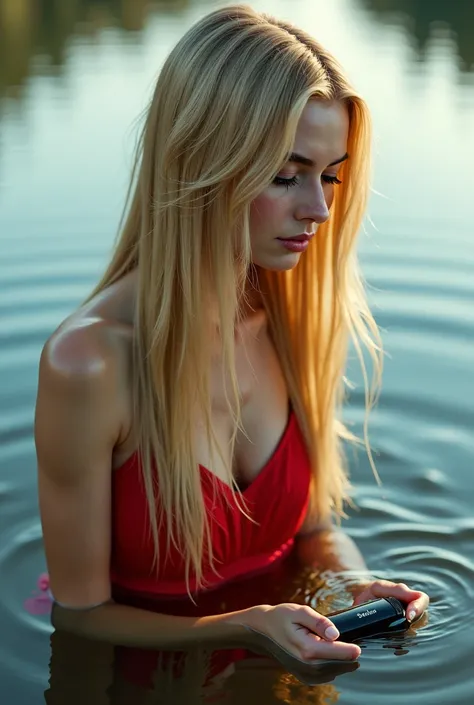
left=83, top=4, right=383, bottom=595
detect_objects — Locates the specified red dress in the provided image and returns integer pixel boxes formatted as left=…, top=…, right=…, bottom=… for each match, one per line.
left=110, top=407, right=312, bottom=690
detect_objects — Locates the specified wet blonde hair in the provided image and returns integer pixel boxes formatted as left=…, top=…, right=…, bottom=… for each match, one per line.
left=83, top=4, right=383, bottom=594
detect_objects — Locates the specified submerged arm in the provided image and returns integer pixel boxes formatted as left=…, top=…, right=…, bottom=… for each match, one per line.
left=295, top=504, right=373, bottom=579
left=295, top=524, right=371, bottom=576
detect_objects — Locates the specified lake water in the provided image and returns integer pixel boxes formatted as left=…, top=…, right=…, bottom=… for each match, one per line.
left=1, top=0, right=473, bottom=703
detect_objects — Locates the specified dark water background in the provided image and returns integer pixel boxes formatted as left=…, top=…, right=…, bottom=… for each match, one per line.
left=1, top=0, right=473, bottom=703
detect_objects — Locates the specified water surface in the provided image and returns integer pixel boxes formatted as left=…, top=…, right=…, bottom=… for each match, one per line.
left=1, top=0, right=473, bottom=703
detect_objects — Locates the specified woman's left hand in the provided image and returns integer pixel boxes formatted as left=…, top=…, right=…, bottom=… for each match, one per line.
left=350, top=579, right=429, bottom=623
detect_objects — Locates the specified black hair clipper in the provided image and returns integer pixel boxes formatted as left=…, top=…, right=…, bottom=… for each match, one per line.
left=327, top=597, right=414, bottom=642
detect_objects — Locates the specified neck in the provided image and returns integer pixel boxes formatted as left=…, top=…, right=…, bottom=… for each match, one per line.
left=242, top=266, right=264, bottom=317
left=206, top=268, right=265, bottom=348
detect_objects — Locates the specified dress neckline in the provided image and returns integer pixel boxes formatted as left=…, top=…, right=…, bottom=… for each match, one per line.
left=198, top=407, right=295, bottom=496
left=115, top=405, right=295, bottom=497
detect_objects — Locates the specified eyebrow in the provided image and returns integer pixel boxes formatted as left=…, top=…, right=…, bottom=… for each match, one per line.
left=288, top=151, right=349, bottom=168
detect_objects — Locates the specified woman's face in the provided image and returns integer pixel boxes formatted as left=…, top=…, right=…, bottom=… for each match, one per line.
left=249, top=99, right=349, bottom=271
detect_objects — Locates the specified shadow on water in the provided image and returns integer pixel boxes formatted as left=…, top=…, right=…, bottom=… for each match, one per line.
left=358, top=0, right=474, bottom=73
left=0, top=0, right=190, bottom=104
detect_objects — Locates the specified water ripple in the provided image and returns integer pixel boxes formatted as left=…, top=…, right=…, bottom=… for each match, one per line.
left=0, top=520, right=52, bottom=687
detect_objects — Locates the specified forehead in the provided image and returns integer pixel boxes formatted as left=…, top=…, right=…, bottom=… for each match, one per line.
left=292, top=99, right=349, bottom=159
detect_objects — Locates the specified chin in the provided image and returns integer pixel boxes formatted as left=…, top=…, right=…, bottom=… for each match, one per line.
left=252, top=253, right=302, bottom=272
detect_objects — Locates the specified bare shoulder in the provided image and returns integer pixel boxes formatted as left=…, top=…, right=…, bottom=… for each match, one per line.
left=36, top=311, right=134, bottom=465
left=40, top=265, right=137, bottom=388
left=41, top=312, right=132, bottom=382
left=35, top=312, right=134, bottom=607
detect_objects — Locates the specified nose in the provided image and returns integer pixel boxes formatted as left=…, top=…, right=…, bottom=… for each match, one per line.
left=296, top=181, right=330, bottom=225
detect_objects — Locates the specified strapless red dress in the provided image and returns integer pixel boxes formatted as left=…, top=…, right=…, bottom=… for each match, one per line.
left=110, top=407, right=312, bottom=691
left=110, top=407, right=311, bottom=600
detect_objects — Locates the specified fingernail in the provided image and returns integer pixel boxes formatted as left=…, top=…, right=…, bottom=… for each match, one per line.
left=408, top=610, right=416, bottom=622
left=325, top=625, right=340, bottom=640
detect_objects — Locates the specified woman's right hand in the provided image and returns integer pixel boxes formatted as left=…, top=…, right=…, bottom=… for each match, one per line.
left=239, top=603, right=361, bottom=663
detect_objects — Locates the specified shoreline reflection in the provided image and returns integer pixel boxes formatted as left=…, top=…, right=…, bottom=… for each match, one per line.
left=1, top=0, right=473, bottom=108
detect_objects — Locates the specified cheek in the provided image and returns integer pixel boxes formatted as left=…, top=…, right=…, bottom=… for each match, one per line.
left=249, top=192, right=285, bottom=235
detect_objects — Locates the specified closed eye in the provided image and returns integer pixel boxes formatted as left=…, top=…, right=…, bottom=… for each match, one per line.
left=322, top=175, right=342, bottom=185
left=273, top=175, right=300, bottom=189
left=273, top=174, right=342, bottom=190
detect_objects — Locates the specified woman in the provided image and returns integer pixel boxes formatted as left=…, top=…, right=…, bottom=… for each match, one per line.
left=35, top=3, right=429, bottom=670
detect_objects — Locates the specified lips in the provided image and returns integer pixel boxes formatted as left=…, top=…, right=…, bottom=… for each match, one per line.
left=278, top=233, right=313, bottom=242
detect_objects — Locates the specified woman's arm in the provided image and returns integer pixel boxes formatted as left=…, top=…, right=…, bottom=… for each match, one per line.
left=35, top=321, right=255, bottom=649
left=296, top=498, right=372, bottom=576
left=295, top=524, right=372, bottom=576
left=295, top=503, right=429, bottom=621
left=51, top=599, right=255, bottom=649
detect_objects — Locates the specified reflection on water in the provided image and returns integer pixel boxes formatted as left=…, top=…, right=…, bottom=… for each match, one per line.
left=1, top=0, right=474, bottom=107
left=43, top=550, right=428, bottom=705
left=360, top=0, right=474, bottom=73
left=1, top=0, right=474, bottom=703
left=0, top=0, right=189, bottom=103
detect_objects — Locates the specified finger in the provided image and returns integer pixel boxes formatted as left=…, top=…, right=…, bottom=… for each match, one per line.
left=296, top=637, right=362, bottom=663
left=365, top=580, right=423, bottom=604
left=352, top=590, right=373, bottom=606
left=294, top=606, right=341, bottom=641
left=358, top=581, right=429, bottom=621
left=406, top=593, right=430, bottom=622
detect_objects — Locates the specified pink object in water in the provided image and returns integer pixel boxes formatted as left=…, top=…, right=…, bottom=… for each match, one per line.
left=37, top=573, right=50, bottom=592
left=23, top=573, right=53, bottom=616
left=24, top=594, right=52, bottom=616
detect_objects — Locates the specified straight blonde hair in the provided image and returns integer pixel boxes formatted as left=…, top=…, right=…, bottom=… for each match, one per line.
left=83, top=4, right=383, bottom=596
